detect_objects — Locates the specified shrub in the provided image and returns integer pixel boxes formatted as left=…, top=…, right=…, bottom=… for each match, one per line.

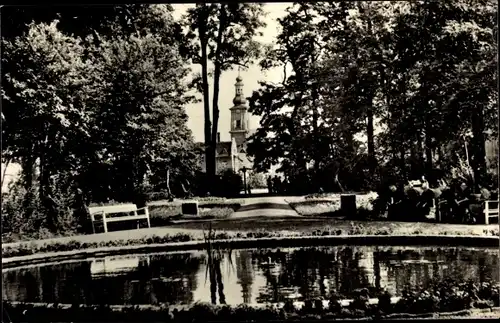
left=2, top=180, right=80, bottom=242
left=378, top=290, right=393, bottom=314
left=213, top=169, right=243, bottom=198
left=3, top=281, right=500, bottom=322
left=248, top=172, right=267, bottom=189
left=146, top=191, right=172, bottom=201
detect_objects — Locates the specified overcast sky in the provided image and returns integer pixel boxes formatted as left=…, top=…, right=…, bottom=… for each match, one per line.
left=171, top=3, right=293, bottom=143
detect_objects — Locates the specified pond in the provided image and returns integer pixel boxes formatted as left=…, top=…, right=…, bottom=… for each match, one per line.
left=3, top=246, right=498, bottom=306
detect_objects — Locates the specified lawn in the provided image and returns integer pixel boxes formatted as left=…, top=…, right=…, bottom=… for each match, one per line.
left=167, top=217, right=498, bottom=237
left=3, top=193, right=498, bottom=257
left=1, top=198, right=243, bottom=244
left=147, top=197, right=243, bottom=225
left=149, top=204, right=238, bottom=226
left=4, top=217, right=498, bottom=259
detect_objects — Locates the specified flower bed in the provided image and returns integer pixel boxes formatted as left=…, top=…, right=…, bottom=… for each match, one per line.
left=3, top=281, right=499, bottom=322
left=290, top=193, right=377, bottom=217
left=149, top=203, right=240, bottom=226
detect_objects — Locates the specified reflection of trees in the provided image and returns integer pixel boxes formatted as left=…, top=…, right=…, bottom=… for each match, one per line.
left=379, top=248, right=499, bottom=296
left=251, top=246, right=499, bottom=304
left=337, top=247, right=371, bottom=296
left=374, top=250, right=381, bottom=291
left=254, top=247, right=372, bottom=303
left=3, top=253, right=203, bottom=306
left=236, top=250, right=254, bottom=304
left=204, top=249, right=232, bottom=305
left=3, top=267, right=43, bottom=302
left=41, top=265, right=59, bottom=303
left=125, top=253, right=201, bottom=305
left=3, top=247, right=498, bottom=307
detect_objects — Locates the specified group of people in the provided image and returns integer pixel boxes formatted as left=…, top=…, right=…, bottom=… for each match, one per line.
left=375, top=177, right=496, bottom=224
left=267, top=175, right=288, bottom=195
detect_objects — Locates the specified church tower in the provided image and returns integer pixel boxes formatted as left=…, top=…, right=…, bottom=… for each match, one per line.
left=229, top=74, right=249, bottom=152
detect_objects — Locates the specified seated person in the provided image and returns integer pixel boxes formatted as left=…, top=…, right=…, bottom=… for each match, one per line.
left=419, top=189, right=437, bottom=219
left=403, top=181, right=425, bottom=220
left=479, top=185, right=491, bottom=200
left=456, top=182, right=472, bottom=201
left=375, top=184, right=397, bottom=216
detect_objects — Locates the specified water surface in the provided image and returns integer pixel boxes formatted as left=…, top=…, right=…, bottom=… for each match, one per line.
left=3, top=246, right=498, bottom=306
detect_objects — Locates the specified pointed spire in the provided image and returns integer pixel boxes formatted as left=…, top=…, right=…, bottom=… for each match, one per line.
left=233, top=71, right=245, bottom=105
left=236, top=66, right=243, bottom=82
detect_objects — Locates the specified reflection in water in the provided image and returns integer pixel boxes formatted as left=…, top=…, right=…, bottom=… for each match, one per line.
left=3, top=246, right=498, bottom=306
left=90, top=256, right=141, bottom=277
left=236, top=251, right=253, bottom=304
left=206, top=248, right=228, bottom=305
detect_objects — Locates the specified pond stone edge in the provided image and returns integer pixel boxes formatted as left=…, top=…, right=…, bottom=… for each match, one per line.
left=2, top=235, right=498, bottom=270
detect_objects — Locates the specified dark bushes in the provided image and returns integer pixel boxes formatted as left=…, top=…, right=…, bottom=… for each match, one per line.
left=2, top=181, right=80, bottom=242
left=4, top=280, right=499, bottom=323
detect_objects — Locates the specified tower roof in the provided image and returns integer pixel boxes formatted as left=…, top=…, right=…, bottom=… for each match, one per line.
left=233, top=75, right=246, bottom=105
left=233, top=95, right=246, bottom=105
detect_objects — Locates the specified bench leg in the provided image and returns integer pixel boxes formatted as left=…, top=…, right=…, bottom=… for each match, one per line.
left=103, top=218, right=108, bottom=233
left=145, top=208, right=151, bottom=228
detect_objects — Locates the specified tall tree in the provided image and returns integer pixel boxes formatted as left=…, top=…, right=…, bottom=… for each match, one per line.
left=2, top=21, right=92, bottom=197
left=83, top=4, right=198, bottom=201
left=2, top=4, right=199, bottom=207
left=182, top=3, right=266, bottom=178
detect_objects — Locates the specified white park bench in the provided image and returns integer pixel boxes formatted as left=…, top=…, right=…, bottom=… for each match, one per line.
left=88, top=203, right=150, bottom=233
left=484, top=200, right=499, bottom=225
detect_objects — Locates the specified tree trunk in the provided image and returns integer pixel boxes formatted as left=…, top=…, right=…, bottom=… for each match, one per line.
left=399, top=146, right=406, bottom=181
left=209, top=261, right=217, bottom=304
left=365, top=7, right=376, bottom=175
left=410, top=139, right=424, bottom=179
left=215, top=258, right=226, bottom=304
left=423, top=97, right=433, bottom=177
left=39, top=133, right=50, bottom=201
left=22, top=146, right=35, bottom=191
left=1, top=156, right=12, bottom=189
left=210, top=5, right=227, bottom=179
left=165, top=168, right=173, bottom=201
left=311, top=52, right=321, bottom=188
left=424, top=124, right=433, bottom=177
left=366, top=95, right=375, bottom=174
left=334, top=171, right=345, bottom=193
left=471, top=101, right=487, bottom=192
left=198, top=4, right=212, bottom=177
left=398, top=73, right=408, bottom=180
left=21, top=149, right=36, bottom=220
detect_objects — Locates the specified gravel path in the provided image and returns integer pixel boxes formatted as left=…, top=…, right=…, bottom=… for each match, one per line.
left=231, top=196, right=300, bottom=218
left=3, top=195, right=498, bottom=249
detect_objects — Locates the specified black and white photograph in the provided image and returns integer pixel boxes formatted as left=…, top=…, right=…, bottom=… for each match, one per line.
left=1, top=1, right=499, bottom=322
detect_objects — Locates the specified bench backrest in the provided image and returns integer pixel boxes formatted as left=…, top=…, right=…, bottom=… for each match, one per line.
left=88, top=203, right=138, bottom=215
left=485, top=200, right=499, bottom=215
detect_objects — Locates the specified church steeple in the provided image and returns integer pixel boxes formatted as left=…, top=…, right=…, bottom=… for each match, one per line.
left=229, top=71, right=249, bottom=151
left=233, top=68, right=246, bottom=105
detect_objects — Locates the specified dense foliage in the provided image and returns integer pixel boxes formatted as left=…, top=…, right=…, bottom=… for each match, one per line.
left=1, top=3, right=498, bottom=239
left=248, top=1, right=498, bottom=194
left=3, top=280, right=499, bottom=322
left=181, top=4, right=266, bottom=179
left=1, top=5, right=200, bottom=237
